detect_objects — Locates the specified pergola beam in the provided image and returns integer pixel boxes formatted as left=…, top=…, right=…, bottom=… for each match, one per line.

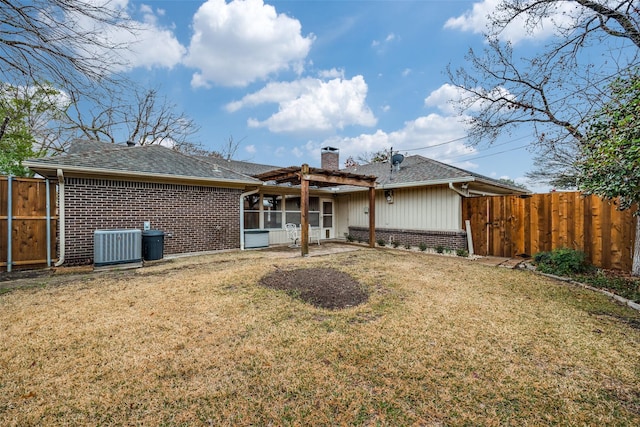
left=254, top=164, right=378, bottom=256
left=301, top=172, right=376, bottom=188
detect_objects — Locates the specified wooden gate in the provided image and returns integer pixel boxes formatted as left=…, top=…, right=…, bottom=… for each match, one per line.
left=462, top=192, right=636, bottom=271
left=1, top=176, right=58, bottom=272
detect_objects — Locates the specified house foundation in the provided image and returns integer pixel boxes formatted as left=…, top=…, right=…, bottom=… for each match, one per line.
left=348, top=226, right=467, bottom=250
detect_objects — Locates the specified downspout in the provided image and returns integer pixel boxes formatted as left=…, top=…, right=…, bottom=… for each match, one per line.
left=54, top=169, right=65, bottom=267
left=240, top=188, right=260, bottom=250
left=7, top=175, right=12, bottom=273
left=46, top=179, right=51, bottom=267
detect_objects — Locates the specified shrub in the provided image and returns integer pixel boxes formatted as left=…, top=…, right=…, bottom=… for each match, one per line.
left=578, top=272, right=640, bottom=303
left=346, top=234, right=354, bottom=242
left=404, top=243, right=411, bottom=250
left=418, top=242, right=427, bottom=252
left=456, top=249, right=469, bottom=257
left=377, top=239, right=386, bottom=247
left=392, top=240, right=400, bottom=248
left=435, top=245, right=444, bottom=254
left=533, top=247, right=592, bottom=276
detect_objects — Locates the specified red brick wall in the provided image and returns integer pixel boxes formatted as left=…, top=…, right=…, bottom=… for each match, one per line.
left=321, top=148, right=339, bottom=170
left=348, top=226, right=467, bottom=250
left=63, top=178, right=242, bottom=265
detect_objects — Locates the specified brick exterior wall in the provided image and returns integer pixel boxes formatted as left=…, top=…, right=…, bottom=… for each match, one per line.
left=63, top=178, right=242, bottom=265
left=348, top=226, right=467, bottom=250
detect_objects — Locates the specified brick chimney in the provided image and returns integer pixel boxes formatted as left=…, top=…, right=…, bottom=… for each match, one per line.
left=321, top=146, right=339, bottom=170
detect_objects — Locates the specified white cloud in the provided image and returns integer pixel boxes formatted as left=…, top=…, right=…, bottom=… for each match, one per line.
left=317, top=112, right=476, bottom=169
left=371, top=32, right=398, bottom=51
left=444, top=0, right=577, bottom=44
left=402, top=68, right=412, bottom=77
left=227, top=76, right=377, bottom=133
left=245, top=144, right=257, bottom=154
left=126, top=20, right=185, bottom=69
left=425, top=82, right=515, bottom=115
left=184, top=0, right=314, bottom=88
left=424, top=83, right=463, bottom=115
left=68, top=1, right=185, bottom=71
left=318, top=68, right=345, bottom=79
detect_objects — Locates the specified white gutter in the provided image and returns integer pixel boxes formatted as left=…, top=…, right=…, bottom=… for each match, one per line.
left=333, top=176, right=529, bottom=195
left=448, top=182, right=470, bottom=197
left=467, top=189, right=503, bottom=197
left=54, top=169, right=65, bottom=267
left=240, top=188, right=260, bottom=250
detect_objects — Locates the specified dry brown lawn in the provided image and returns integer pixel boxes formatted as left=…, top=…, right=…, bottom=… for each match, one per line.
left=1, top=246, right=639, bottom=426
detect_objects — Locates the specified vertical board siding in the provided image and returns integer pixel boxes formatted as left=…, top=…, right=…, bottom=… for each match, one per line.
left=348, top=186, right=462, bottom=231
left=1, top=176, right=58, bottom=271
left=463, top=192, right=636, bottom=271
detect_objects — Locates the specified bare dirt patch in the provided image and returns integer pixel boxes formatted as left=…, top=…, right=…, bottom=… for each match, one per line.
left=259, top=267, right=369, bottom=309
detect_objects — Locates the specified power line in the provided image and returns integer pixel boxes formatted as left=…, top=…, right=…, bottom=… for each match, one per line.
left=446, top=144, right=530, bottom=162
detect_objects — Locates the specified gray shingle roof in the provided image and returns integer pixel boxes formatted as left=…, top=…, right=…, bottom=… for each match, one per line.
left=344, top=155, right=528, bottom=193
left=24, top=141, right=526, bottom=194
left=199, top=156, right=281, bottom=176
left=344, top=155, right=469, bottom=185
left=25, top=141, right=260, bottom=184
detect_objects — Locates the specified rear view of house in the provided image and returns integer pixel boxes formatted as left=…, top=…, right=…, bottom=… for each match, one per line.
left=23, top=140, right=526, bottom=266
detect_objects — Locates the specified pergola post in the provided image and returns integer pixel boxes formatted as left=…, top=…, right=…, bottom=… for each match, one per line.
left=369, top=186, right=376, bottom=247
left=300, top=164, right=310, bottom=256
left=253, top=164, right=377, bottom=257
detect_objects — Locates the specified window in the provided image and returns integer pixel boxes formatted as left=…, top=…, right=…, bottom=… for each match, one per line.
left=243, top=193, right=322, bottom=230
left=284, top=196, right=320, bottom=226
left=262, top=194, right=282, bottom=229
left=244, top=195, right=260, bottom=229
left=323, top=201, right=333, bottom=227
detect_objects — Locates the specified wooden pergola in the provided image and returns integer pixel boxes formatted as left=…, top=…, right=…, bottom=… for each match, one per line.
left=254, top=164, right=378, bottom=256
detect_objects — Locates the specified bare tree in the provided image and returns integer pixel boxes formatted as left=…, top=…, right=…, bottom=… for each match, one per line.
left=357, top=148, right=392, bottom=164
left=0, top=0, right=135, bottom=99
left=58, top=87, right=201, bottom=153
left=448, top=0, right=640, bottom=187
left=216, top=135, right=246, bottom=160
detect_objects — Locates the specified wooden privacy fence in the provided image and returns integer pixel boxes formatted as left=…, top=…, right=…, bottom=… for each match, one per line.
left=462, top=192, right=637, bottom=271
left=1, top=176, right=58, bottom=272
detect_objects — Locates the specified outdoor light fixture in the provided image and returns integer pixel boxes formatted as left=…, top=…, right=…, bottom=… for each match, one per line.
left=385, top=189, right=394, bottom=204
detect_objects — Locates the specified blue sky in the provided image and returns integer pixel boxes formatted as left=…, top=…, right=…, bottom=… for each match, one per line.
left=110, top=0, right=571, bottom=192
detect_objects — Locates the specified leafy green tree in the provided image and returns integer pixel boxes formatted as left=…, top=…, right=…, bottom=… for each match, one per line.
left=0, top=83, right=66, bottom=175
left=0, top=115, right=36, bottom=176
left=577, top=73, right=640, bottom=274
left=578, top=74, right=640, bottom=210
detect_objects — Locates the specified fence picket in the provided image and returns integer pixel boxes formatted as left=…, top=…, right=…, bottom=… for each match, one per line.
left=462, top=192, right=637, bottom=271
left=1, top=176, right=58, bottom=271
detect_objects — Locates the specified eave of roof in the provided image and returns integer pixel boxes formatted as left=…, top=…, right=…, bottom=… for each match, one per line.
left=22, top=162, right=261, bottom=187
